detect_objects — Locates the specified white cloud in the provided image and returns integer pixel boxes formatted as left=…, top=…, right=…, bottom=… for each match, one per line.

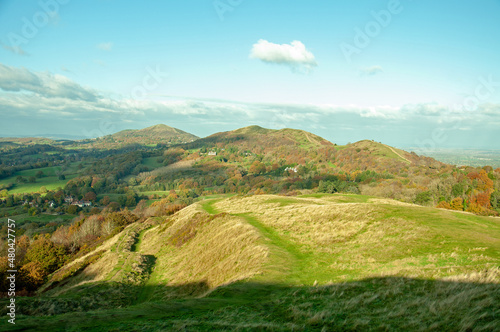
left=0, top=63, right=99, bottom=101
left=1, top=63, right=499, bottom=143
left=359, top=65, right=383, bottom=76
left=250, top=39, right=317, bottom=72
left=97, top=42, right=113, bottom=51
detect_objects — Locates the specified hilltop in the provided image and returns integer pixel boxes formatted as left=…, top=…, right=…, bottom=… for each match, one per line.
left=6, top=193, right=500, bottom=330
left=188, top=125, right=332, bottom=150
left=87, top=124, right=199, bottom=149
left=0, top=124, right=199, bottom=152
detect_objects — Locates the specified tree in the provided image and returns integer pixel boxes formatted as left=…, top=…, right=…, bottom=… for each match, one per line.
left=450, top=197, right=464, bottom=210
left=125, top=195, right=136, bottom=207
left=415, top=191, right=432, bottom=205
left=107, top=201, right=120, bottom=212
left=16, top=176, right=27, bottom=183
left=67, top=204, right=78, bottom=215
left=28, top=207, right=40, bottom=216
left=35, top=171, right=45, bottom=178
left=436, top=201, right=451, bottom=209
left=84, top=191, right=97, bottom=202
left=249, top=160, right=266, bottom=174
left=491, top=191, right=500, bottom=211
left=474, top=192, right=491, bottom=209
left=19, top=261, right=46, bottom=291
left=100, top=196, right=111, bottom=206
left=24, top=235, right=68, bottom=274
left=451, top=183, right=464, bottom=198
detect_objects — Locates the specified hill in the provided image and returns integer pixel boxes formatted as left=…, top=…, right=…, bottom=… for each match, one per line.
left=184, top=126, right=444, bottom=172
left=184, top=125, right=332, bottom=153
left=6, top=193, right=499, bottom=330
left=85, top=124, right=199, bottom=149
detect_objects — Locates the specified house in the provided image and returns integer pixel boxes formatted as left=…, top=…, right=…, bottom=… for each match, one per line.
left=64, top=196, right=75, bottom=203
left=285, top=166, right=299, bottom=173
left=71, top=200, right=92, bottom=207
left=208, top=151, right=217, bottom=156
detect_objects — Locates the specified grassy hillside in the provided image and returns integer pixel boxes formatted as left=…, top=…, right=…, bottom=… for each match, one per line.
left=4, top=194, right=499, bottom=331
left=186, top=125, right=333, bottom=153
left=88, top=124, right=198, bottom=149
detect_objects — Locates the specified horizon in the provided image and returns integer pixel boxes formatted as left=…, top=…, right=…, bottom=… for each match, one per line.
left=1, top=1, right=499, bottom=149
left=3, top=123, right=500, bottom=156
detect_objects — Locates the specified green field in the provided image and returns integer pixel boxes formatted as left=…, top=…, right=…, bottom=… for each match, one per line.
left=140, top=156, right=163, bottom=169
left=3, top=194, right=499, bottom=331
left=0, top=163, right=86, bottom=194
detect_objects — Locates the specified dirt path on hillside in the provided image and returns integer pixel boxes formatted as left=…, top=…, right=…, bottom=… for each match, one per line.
left=304, top=132, right=320, bottom=146
left=383, top=144, right=411, bottom=163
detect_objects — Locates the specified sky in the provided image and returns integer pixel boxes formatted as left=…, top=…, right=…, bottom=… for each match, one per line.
left=0, top=0, right=499, bottom=151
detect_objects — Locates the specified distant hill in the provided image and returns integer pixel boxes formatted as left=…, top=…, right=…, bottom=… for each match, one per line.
left=181, top=125, right=334, bottom=164
left=181, top=125, right=445, bottom=173
left=207, top=125, right=333, bottom=148
left=333, top=139, right=446, bottom=173
left=83, top=124, right=199, bottom=149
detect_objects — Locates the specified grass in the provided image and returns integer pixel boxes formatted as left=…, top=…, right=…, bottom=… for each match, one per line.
left=141, top=157, right=163, bottom=169
left=0, top=213, right=74, bottom=227
left=0, top=164, right=84, bottom=194
left=4, top=275, right=499, bottom=331
left=137, top=205, right=268, bottom=301
left=198, top=194, right=235, bottom=214
left=0, top=175, right=76, bottom=194
left=4, top=193, right=500, bottom=331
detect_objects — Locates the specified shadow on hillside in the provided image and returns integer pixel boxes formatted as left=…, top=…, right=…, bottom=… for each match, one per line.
left=1, top=275, right=499, bottom=331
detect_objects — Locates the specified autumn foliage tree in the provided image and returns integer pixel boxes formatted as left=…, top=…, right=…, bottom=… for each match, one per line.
left=24, top=234, right=69, bottom=275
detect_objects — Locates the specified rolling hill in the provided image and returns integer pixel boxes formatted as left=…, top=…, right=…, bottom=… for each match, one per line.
left=85, top=124, right=199, bottom=149
left=6, top=193, right=499, bottom=331
left=183, top=125, right=444, bottom=171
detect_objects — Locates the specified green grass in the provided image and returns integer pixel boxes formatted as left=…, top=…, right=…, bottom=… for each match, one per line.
left=0, top=164, right=85, bottom=194
left=4, top=193, right=500, bottom=331
left=262, top=197, right=315, bottom=207
left=199, top=194, right=235, bottom=214
left=4, top=276, right=499, bottom=331
left=141, top=157, right=163, bottom=169
left=137, top=191, right=171, bottom=197
left=237, top=213, right=310, bottom=284
left=300, top=193, right=371, bottom=203
left=0, top=213, right=74, bottom=226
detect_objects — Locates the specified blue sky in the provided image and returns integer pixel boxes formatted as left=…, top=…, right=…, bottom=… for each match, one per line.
left=0, top=0, right=499, bottom=150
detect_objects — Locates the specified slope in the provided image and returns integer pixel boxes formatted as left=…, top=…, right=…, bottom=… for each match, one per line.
left=82, top=124, right=199, bottom=149
left=7, top=194, right=500, bottom=331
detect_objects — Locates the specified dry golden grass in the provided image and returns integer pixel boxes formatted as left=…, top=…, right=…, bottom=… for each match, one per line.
left=38, top=225, right=128, bottom=295
left=214, top=194, right=500, bottom=283
left=42, top=222, right=155, bottom=296
left=367, top=197, right=418, bottom=206
left=139, top=203, right=269, bottom=299
left=215, top=194, right=377, bottom=249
